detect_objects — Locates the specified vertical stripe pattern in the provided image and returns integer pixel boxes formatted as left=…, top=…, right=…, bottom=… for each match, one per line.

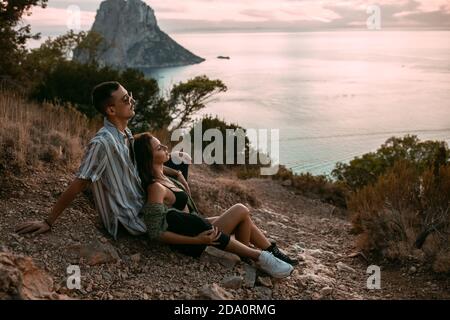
left=76, top=118, right=146, bottom=239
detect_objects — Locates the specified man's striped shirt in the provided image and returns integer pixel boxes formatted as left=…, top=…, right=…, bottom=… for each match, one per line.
left=76, top=118, right=146, bottom=239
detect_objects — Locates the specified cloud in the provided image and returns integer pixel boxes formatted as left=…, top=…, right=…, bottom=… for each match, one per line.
left=324, top=0, right=450, bottom=29
left=415, top=0, right=450, bottom=12
left=26, top=0, right=450, bottom=38
left=24, top=6, right=95, bottom=28
left=146, top=0, right=343, bottom=22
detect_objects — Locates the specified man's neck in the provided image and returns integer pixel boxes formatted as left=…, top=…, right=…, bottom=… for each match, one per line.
left=107, top=117, right=128, bottom=133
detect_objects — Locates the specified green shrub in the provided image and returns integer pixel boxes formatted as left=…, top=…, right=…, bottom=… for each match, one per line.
left=332, top=135, right=449, bottom=190
left=348, top=160, right=450, bottom=273
left=188, top=115, right=266, bottom=170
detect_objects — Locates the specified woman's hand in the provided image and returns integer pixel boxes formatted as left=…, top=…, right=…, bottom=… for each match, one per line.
left=15, top=220, right=51, bottom=235
left=196, top=226, right=222, bottom=245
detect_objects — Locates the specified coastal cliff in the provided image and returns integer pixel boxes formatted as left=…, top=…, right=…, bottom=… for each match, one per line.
left=73, top=0, right=205, bottom=69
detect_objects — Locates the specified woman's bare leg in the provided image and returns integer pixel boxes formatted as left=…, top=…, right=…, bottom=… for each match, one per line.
left=210, top=204, right=272, bottom=249
left=223, top=237, right=260, bottom=260
left=234, top=215, right=252, bottom=246
left=210, top=204, right=249, bottom=236
left=247, top=218, right=271, bottom=250
left=205, top=217, right=218, bottom=223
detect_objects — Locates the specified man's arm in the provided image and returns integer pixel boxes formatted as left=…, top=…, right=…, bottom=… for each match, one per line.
left=15, top=178, right=90, bottom=235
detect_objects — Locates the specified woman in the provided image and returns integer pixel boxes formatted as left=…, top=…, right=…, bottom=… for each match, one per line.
left=134, top=132, right=296, bottom=278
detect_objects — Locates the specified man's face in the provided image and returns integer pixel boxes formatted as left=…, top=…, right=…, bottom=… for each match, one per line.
left=108, top=85, right=136, bottom=120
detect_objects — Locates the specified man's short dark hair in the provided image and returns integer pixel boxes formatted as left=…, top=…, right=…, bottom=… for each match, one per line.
left=91, top=81, right=121, bottom=116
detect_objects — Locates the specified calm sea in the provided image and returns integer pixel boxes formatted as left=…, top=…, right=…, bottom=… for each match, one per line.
left=146, top=31, right=450, bottom=176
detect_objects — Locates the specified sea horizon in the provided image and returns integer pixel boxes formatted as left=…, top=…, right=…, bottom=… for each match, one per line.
left=144, top=30, right=450, bottom=176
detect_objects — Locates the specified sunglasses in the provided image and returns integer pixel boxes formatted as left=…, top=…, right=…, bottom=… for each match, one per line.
left=121, top=92, right=135, bottom=105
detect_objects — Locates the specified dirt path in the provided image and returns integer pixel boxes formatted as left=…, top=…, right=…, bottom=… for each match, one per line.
left=1, top=165, right=448, bottom=300
left=238, top=177, right=449, bottom=299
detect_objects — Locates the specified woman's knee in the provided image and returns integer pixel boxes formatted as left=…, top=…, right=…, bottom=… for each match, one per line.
left=233, top=203, right=250, bottom=219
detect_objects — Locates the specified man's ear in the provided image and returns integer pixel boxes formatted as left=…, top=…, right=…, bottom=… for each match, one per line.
left=105, top=105, right=115, bottom=116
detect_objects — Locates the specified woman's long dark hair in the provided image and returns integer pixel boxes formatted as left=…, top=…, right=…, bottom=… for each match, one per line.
left=133, top=132, right=155, bottom=193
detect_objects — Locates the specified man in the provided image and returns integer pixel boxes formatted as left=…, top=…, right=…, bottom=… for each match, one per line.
left=16, top=81, right=189, bottom=239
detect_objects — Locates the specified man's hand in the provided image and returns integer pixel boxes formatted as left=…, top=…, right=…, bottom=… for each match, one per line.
left=15, top=220, right=50, bottom=235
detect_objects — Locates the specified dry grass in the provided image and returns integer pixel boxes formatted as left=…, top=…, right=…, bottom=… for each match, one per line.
left=218, top=178, right=261, bottom=208
left=151, top=127, right=172, bottom=147
left=236, top=164, right=349, bottom=208
left=0, top=90, right=97, bottom=174
left=348, top=160, right=450, bottom=273
left=267, top=165, right=349, bottom=208
left=190, top=175, right=261, bottom=217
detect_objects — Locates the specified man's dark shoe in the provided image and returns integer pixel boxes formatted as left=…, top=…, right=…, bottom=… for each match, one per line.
left=265, top=242, right=298, bottom=266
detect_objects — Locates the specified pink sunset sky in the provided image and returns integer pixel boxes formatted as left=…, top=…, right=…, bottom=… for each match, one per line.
left=25, top=0, right=450, bottom=42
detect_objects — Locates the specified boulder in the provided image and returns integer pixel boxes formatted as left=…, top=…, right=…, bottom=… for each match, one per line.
left=336, top=262, right=356, bottom=274
left=243, top=264, right=257, bottom=288
left=257, top=276, right=273, bottom=288
left=201, top=246, right=241, bottom=269
left=73, top=0, right=204, bottom=69
left=320, top=286, right=333, bottom=297
left=255, top=286, right=272, bottom=300
left=0, top=250, right=69, bottom=300
left=68, top=240, right=120, bottom=266
left=199, top=283, right=233, bottom=300
left=222, top=276, right=243, bottom=290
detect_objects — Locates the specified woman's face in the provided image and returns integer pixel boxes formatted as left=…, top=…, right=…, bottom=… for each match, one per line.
left=150, top=137, right=170, bottom=164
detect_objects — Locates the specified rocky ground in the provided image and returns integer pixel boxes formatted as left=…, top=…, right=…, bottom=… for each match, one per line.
left=0, top=164, right=449, bottom=300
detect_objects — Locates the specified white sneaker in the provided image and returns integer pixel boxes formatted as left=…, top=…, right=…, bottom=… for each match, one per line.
left=256, top=251, right=294, bottom=278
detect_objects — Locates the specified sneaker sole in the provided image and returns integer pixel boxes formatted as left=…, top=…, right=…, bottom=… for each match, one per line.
left=271, top=267, right=294, bottom=279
